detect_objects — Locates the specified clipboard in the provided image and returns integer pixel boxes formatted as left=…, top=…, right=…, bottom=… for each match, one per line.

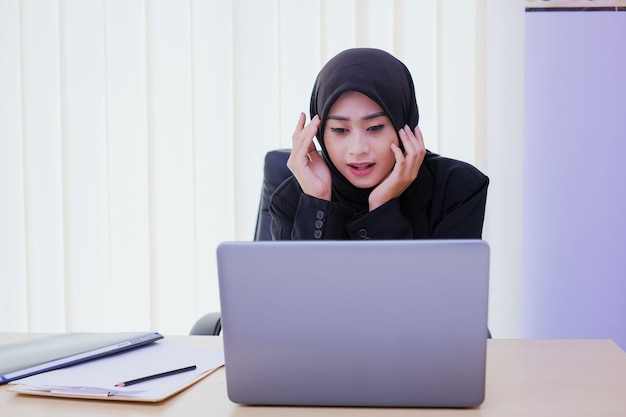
left=7, top=339, right=225, bottom=402
left=7, top=368, right=222, bottom=402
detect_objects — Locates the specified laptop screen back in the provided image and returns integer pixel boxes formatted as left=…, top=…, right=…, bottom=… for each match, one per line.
left=217, top=239, right=490, bottom=407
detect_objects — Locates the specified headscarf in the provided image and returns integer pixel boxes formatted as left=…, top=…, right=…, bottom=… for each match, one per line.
left=309, top=48, right=420, bottom=212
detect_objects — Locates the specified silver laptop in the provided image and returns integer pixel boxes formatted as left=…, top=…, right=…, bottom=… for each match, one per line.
left=216, top=239, right=490, bottom=408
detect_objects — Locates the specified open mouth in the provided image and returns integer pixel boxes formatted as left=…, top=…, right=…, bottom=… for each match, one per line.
left=349, top=163, right=375, bottom=170
left=348, top=163, right=375, bottom=177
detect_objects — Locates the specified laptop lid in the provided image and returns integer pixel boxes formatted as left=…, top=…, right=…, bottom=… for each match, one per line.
left=217, top=239, right=489, bottom=408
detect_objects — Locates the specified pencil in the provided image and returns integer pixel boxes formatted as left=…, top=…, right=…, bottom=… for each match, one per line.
left=114, top=365, right=197, bottom=387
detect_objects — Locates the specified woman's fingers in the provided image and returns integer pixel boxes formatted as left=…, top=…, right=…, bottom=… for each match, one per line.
left=398, top=125, right=423, bottom=157
left=292, top=114, right=319, bottom=143
left=288, top=113, right=322, bottom=174
left=411, top=125, right=425, bottom=156
left=287, top=114, right=331, bottom=200
left=396, top=125, right=425, bottom=180
left=292, top=112, right=306, bottom=137
left=370, top=125, right=426, bottom=211
left=291, top=114, right=320, bottom=158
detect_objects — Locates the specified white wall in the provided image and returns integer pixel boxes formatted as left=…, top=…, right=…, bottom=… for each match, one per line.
left=0, top=0, right=526, bottom=336
left=482, top=1, right=526, bottom=338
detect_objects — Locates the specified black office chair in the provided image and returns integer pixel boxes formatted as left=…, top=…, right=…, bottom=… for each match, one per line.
left=189, top=149, right=292, bottom=335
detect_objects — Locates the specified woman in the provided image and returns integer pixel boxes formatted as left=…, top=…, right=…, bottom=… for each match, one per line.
left=269, top=48, right=488, bottom=240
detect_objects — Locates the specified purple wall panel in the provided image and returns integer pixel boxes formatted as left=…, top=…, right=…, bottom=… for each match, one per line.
left=523, top=11, right=626, bottom=349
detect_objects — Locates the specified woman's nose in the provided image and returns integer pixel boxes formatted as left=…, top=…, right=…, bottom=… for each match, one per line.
left=349, top=132, right=369, bottom=155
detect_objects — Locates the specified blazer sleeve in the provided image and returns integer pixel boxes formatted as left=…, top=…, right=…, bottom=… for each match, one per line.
left=429, top=164, right=489, bottom=239
left=269, top=178, right=355, bottom=240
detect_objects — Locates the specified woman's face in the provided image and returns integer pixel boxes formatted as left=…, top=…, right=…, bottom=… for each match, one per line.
left=323, top=91, right=399, bottom=189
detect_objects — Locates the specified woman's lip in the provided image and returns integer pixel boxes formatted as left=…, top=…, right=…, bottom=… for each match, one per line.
left=348, top=163, right=375, bottom=177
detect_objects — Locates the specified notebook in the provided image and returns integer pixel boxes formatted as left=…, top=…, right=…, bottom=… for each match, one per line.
left=0, top=331, right=163, bottom=384
left=216, top=239, right=490, bottom=408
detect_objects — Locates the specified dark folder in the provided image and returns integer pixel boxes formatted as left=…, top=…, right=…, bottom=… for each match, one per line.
left=0, top=331, right=163, bottom=384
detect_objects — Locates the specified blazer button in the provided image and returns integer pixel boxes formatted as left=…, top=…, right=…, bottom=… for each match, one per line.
left=315, top=220, right=324, bottom=229
left=316, top=210, right=325, bottom=220
left=313, top=230, right=323, bottom=239
left=358, top=229, right=368, bottom=239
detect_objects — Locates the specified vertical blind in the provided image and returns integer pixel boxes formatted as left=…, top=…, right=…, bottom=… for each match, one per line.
left=0, top=0, right=523, bottom=336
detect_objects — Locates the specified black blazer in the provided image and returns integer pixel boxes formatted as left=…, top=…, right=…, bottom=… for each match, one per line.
left=269, top=152, right=489, bottom=241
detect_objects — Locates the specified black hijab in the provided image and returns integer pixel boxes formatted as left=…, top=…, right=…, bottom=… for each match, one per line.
left=309, top=48, right=420, bottom=212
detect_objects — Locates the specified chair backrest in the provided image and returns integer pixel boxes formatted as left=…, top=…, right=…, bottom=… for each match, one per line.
left=253, top=149, right=292, bottom=241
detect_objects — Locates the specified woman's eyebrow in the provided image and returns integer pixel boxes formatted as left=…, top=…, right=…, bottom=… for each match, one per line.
left=326, top=115, right=349, bottom=121
left=326, top=112, right=386, bottom=121
left=363, top=111, right=386, bottom=120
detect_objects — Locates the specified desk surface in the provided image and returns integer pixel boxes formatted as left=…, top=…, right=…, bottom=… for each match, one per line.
left=1, top=334, right=626, bottom=416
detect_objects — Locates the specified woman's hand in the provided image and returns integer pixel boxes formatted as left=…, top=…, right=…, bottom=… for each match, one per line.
left=287, top=113, right=332, bottom=201
left=368, top=125, right=426, bottom=211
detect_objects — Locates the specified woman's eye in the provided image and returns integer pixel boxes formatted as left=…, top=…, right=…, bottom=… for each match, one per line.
left=330, top=127, right=347, bottom=134
left=367, top=124, right=384, bottom=132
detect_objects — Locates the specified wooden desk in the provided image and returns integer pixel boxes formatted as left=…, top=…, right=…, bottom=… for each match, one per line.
left=1, top=333, right=625, bottom=416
